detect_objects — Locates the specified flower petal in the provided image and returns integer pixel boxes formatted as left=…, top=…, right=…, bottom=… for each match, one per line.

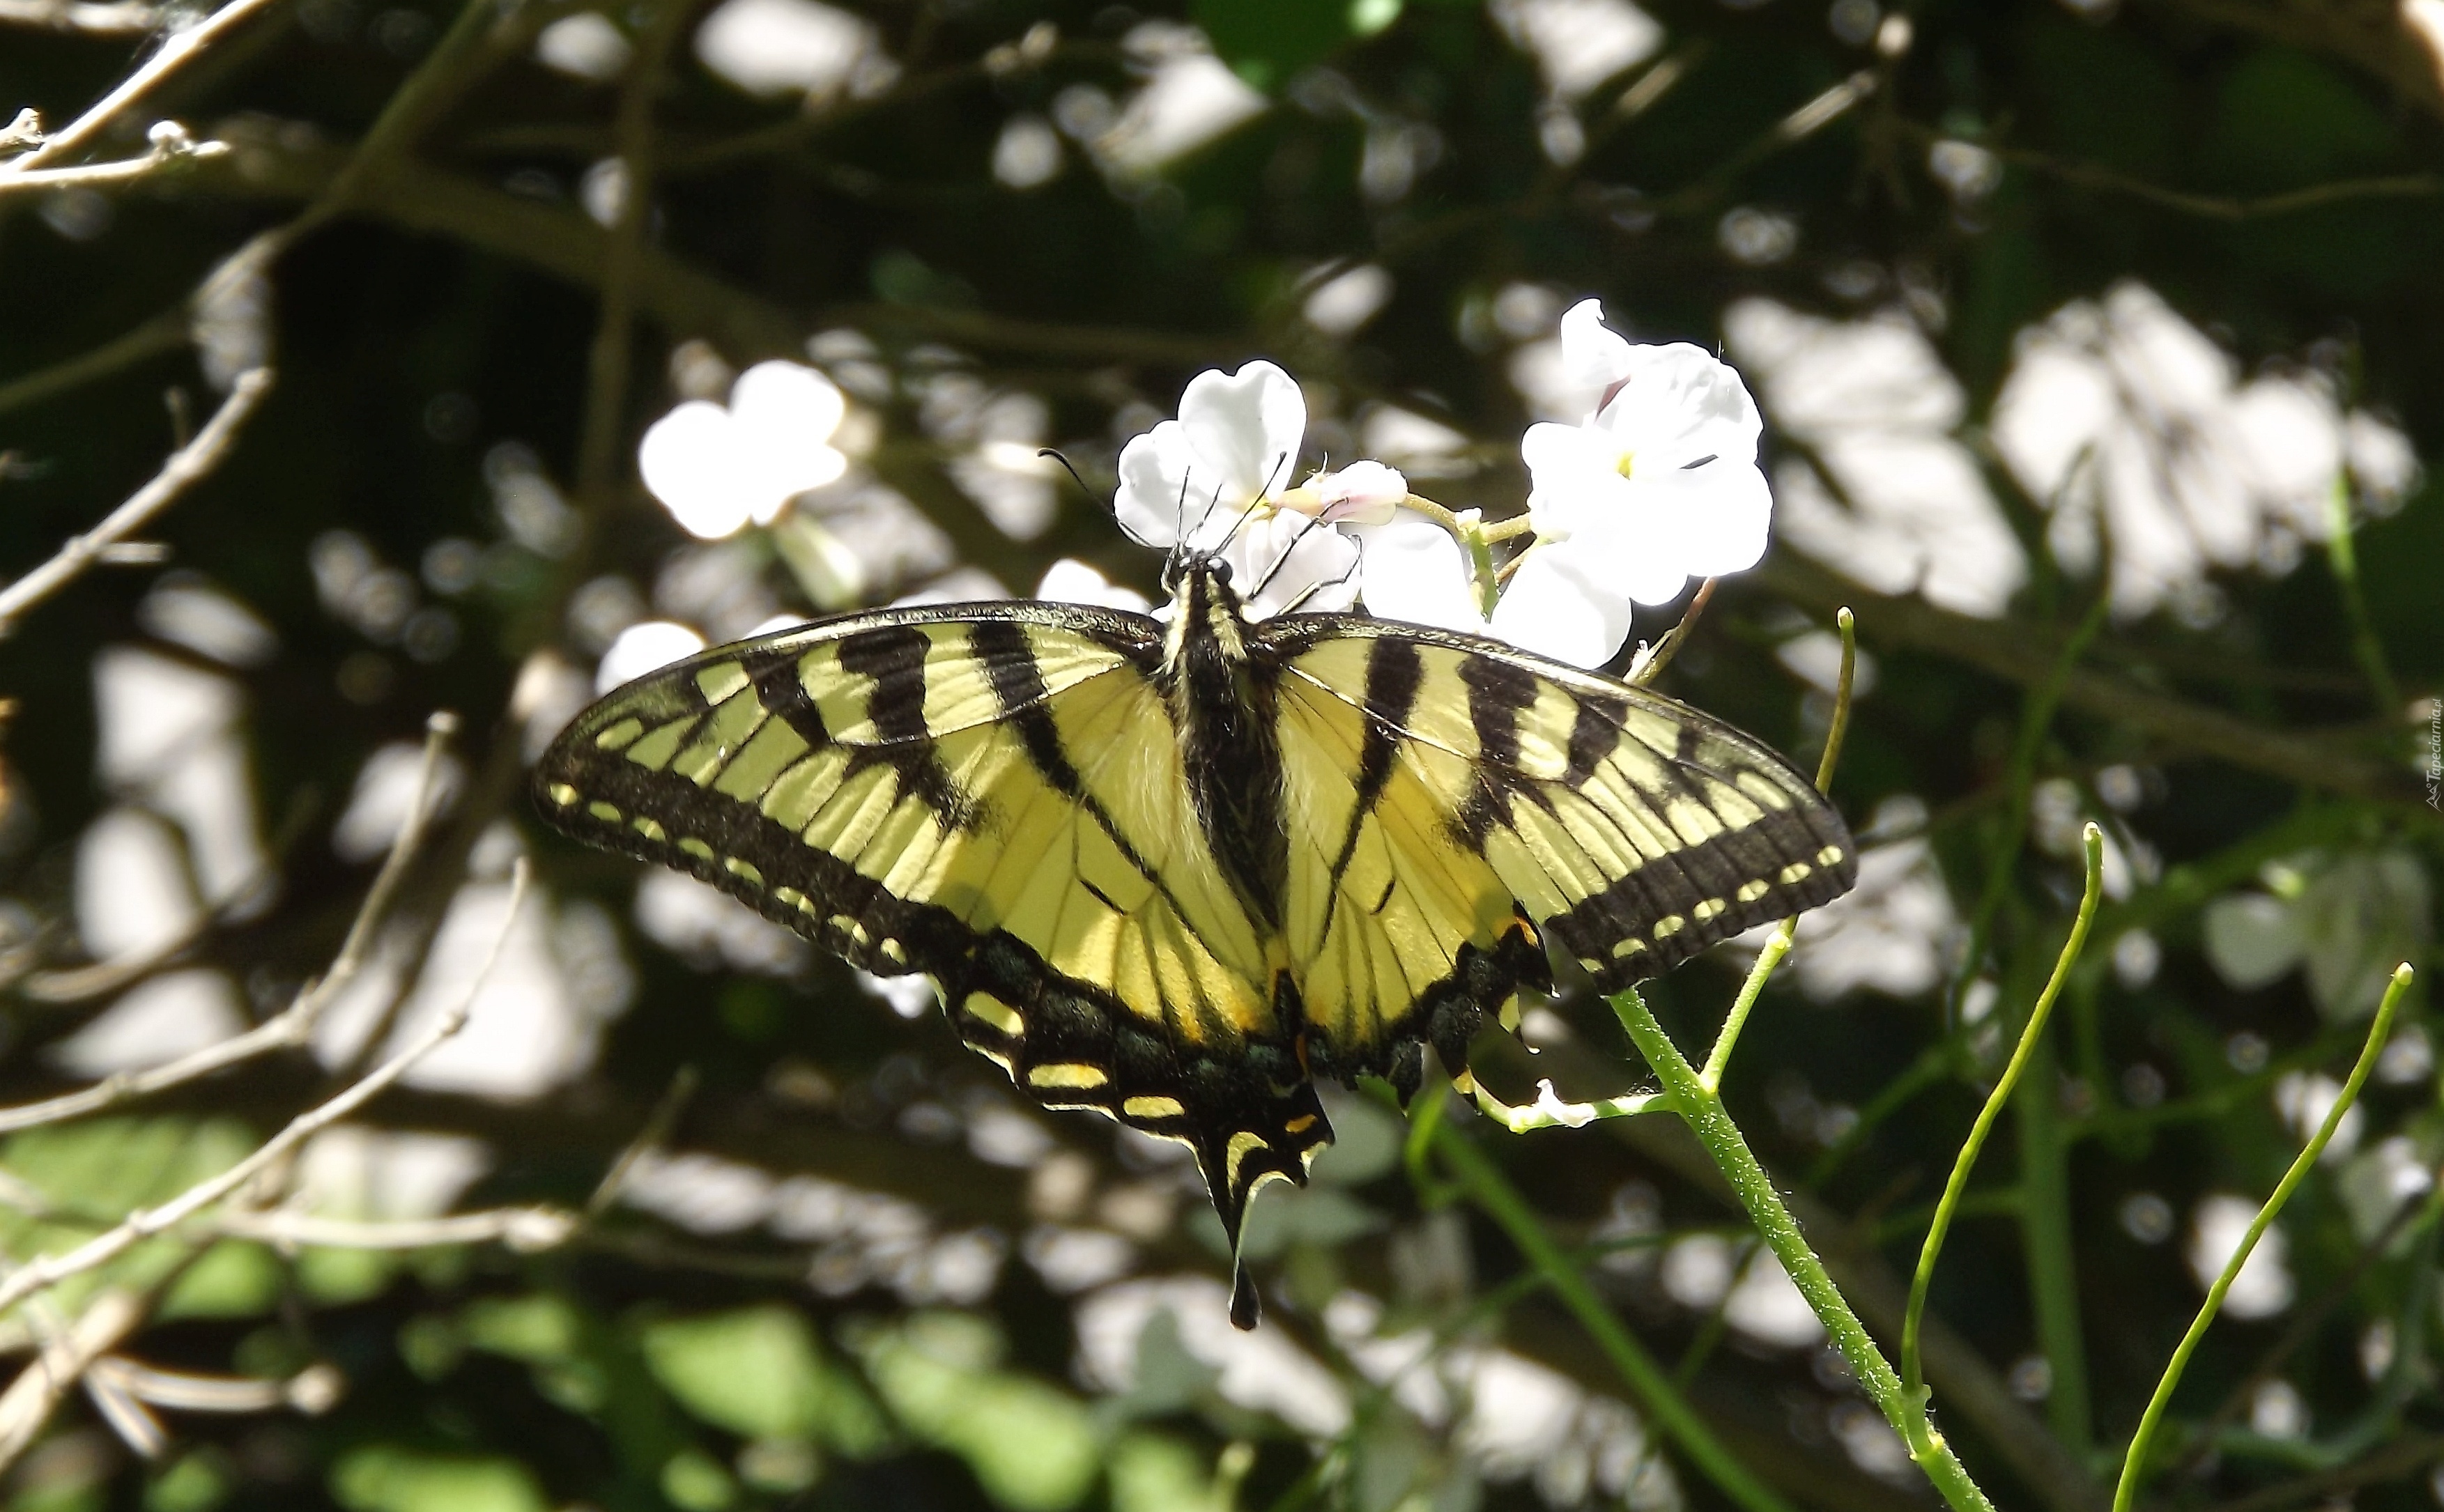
left=1646, top=457, right=1772, bottom=577
left=1566, top=502, right=1702, bottom=606
left=1354, top=515, right=1482, bottom=631
left=1233, top=510, right=1358, bottom=618
left=1489, top=547, right=1633, bottom=668
left=1036, top=557, right=1152, bottom=612
left=1523, top=422, right=1634, bottom=540
left=730, top=360, right=846, bottom=445
left=1596, top=342, right=1763, bottom=465
left=638, top=401, right=757, bottom=539
left=1558, top=298, right=1636, bottom=403
left=1307, top=460, right=1409, bottom=523
left=1177, top=360, right=1307, bottom=509
left=1114, top=420, right=1195, bottom=548
left=731, top=362, right=849, bottom=516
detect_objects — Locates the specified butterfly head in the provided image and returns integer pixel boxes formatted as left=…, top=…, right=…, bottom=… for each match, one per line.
left=1158, top=543, right=1238, bottom=601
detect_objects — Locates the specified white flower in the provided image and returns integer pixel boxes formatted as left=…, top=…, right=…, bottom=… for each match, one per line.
left=638, top=361, right=849, bottom=539
left=1034, top=558, right=1151, bottom=614
left=1354, top=302, right=1773, bottom=669
left=1357, top=516, right=1631, bottom=670
left=596, top=619, right=705, bottom=693
left=1114, top=361, right=1406, bottom=618
left=1521, top=300, right=1772, bottom=608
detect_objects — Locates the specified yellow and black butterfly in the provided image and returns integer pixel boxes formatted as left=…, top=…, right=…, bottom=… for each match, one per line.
left=534, top=550, right=1855, bottom=1326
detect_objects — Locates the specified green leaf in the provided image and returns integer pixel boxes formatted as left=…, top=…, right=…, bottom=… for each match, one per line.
left=2211, top=47, right=2393, bottom=186
left=145, top=1453, right=229, bottom=1512
left=658, top=1450, right=734, bottom=1512
left=463, top=1294, right=582, bottom=1365
left=1193, top=0, right=1383, bottom=92
left=158, top=1241, right=279, bottom=1320
left=1109, top=1435, right=1232, bottom=1512
left=330, top=1450, right=548, bottom=1512
left=640, top=1305, right=885, bottom=1455
left=856, top=1313, right=1100, bottom=1511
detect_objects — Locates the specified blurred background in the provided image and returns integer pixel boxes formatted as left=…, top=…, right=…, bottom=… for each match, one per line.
left=0, top=1, right=2439, bottom=1509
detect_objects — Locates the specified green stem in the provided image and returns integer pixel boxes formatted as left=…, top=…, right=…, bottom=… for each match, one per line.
left=1701, top=608, right=1854, bottom=1086
left=1458, top=510, right=1500, bottom=618
left=2322, top=474, right=2401, bottom=716
left=1905, top=826, right=2103, bottom=1402
left=1608, top=989, right=1997, bottom=1511
left=1431, top=1113, right=1799, bottom=1512
left=1946, top=589, right=2111, bottom=1026
left=2111, top=962, right=2416, bottom=1512
left=2014, top=979, right=2092, bottom=1456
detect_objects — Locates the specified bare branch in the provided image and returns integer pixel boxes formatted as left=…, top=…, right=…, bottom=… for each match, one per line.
left=213, top=1205, right=577, bottom=1253
left=87, top=1356, right=342, bottom=1415
left=0, top=132, right=229, bottom=202
left=0, top=1290, right=143, bottom=1467
left=2, top=0, right=281, bottom=173
left=0, top=712, right=461, bottom=1131
left=0, top=860, right=528, bottom=1320
left=0, top=367, right=273, bottom=637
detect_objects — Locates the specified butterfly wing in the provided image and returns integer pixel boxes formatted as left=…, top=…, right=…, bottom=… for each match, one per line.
left=535, top=605, right=1330, bottom=1263
left=1261, top=618, right=1855, bottom=1074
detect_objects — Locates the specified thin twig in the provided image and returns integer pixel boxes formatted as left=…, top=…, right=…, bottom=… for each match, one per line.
left=588, top=1066, right=699, bottom=1216
left=0, top=1290, right=144, bottom=1467
left=1698, top=606, right=1855, bottom=1087
left=1904, top=824, right=2104, bottom=1398
left=0, top=712, right=459, bottom=1134
left=0, top=134, right=228, bottom=201
left=86, top=1355, right=339, bottom=1415
left=2112, top=963, right=2418, bottom=1511
left=1429, top=1104, right=1799, bottom=1512
left=2176, top=1182, right=2441, bottom=1476
left=0, top=367, right=272, bottom=637
left=3, top=0, right=282, bottom=172
left=572, top=0, right=696, bottom=503
left=1627, top=576, right=1719, bottom=686
left=0, top=861, right=527, bottom=1320
left=1893, top=119, right=2444, bottom=222
left=215, top=1205, right=577, bottom=1253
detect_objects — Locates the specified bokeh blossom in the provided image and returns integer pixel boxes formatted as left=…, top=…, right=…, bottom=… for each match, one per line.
left=638, top=360, right=850, bottom=539
left=1358, top=300, right=1774, bottom=668
left=1114, top=361, right=1407, bottom=619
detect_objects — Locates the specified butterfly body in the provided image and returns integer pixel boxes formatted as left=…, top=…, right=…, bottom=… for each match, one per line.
left=535, top=553, right=1855, bottom=1327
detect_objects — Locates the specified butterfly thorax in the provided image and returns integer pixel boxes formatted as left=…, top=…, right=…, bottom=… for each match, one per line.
left=1158, top=555, right=1288, bottom=927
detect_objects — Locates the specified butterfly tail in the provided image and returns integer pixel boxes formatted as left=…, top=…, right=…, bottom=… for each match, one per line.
left=1193, top=1080, right=1335, bottom=1331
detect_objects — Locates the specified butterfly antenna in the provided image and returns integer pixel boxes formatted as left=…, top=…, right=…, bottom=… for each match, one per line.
left=1250, top=505, right=1333, bottom=601
left=1040, top=447, right=1158, bottom=550
left=1209, top=447, right=1298, bottom=560
left=1273, top=547, right=1358, bottom=615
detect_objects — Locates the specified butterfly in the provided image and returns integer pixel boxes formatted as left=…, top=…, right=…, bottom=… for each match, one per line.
left=534, top=548, right=1856, bottom=1327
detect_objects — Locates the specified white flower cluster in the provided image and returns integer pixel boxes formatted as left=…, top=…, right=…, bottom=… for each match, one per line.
left=1106, top=299, right=1770, bottom=668
left=631, top=301, right=1774, bottom=670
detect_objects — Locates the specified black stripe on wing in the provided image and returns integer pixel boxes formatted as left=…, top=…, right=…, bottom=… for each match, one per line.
left=1256, top=617, right=1859, bottom=989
